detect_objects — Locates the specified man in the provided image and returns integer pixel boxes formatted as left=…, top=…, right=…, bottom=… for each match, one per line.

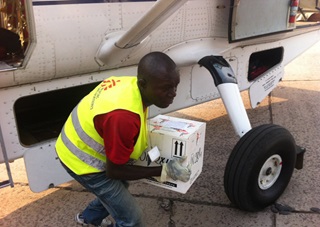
left=55, top=52, right=191, bottom=227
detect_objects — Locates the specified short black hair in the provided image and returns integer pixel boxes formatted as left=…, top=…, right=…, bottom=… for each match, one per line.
left=137, top=52, right=176, bottom=81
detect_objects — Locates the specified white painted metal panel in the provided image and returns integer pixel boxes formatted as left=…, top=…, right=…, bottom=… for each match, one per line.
left=230, top=0, right=291, bottom=41
left=249, top=65, right=284, bottom=108
left=24, top=140, right=73, bottom=193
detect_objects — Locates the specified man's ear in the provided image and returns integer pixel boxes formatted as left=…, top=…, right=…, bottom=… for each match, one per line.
left=138, top=78, right=147, bottom=90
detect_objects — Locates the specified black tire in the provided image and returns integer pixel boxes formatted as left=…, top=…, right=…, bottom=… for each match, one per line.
left=224, top=124, right=297, bottom=211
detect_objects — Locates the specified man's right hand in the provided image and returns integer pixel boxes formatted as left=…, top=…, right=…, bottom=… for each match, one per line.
left=161, top=156, right=191, bottom=182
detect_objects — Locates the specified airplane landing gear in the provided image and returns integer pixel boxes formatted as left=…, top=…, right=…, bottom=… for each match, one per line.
left=198, top=56, right=305, bottom=212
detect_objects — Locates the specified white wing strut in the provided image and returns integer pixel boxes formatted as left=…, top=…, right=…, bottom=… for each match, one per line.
left=96, top=0, right=188, bottom=67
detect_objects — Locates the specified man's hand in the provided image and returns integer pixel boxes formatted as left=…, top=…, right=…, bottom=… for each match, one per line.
left=161, top=156, right=191, bottom=182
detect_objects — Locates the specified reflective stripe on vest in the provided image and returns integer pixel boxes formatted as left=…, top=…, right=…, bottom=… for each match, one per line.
left=60, top=125, right=105, bottom=171
left=71, top=105, right=104, bottom=155
left=59, top=105, right=105, bottom=171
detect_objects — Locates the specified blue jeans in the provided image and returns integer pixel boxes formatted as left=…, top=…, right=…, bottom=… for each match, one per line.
left=61, top=162, right=145, bottom=227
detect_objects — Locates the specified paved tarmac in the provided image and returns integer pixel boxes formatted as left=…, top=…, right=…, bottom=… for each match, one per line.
left=1, top=41, right=320, bottom=227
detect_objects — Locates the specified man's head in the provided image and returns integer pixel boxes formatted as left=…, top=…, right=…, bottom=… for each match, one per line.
left=137, top=52, right=180, bottom=108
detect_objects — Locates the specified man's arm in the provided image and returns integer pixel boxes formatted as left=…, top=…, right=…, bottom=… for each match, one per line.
left=95, top=110, right=162, bottom=180
left=105, top=158, right=162, bottom=180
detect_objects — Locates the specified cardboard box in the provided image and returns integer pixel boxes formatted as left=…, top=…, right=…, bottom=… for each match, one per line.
left=135, top=115, right=206, bottom=194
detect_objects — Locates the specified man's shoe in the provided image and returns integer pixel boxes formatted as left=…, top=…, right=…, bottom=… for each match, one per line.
left=75, top=213, right=88, bottom=226
left=99, top=218, right=114, bottom=227
left=75, top=213, right=114, bottom=227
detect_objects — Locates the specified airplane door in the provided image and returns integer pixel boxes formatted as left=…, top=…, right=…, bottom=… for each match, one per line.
left=229, top=0, right=295, bottom=42
left=24, top=141, right=73, bottom=193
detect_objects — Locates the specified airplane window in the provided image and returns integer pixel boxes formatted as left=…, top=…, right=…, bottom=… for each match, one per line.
left=0, top=0, right=29, bottom=70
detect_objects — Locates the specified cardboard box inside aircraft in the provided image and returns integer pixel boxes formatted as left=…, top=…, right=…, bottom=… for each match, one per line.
left=134, top=115, right=206, bottom=194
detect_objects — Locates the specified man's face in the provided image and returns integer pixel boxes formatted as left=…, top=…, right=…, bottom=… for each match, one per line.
left=143, top=71, right=180, bottom=108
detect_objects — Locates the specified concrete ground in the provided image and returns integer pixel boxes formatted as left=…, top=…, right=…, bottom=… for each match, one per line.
left=1, top=41, right=320, bottom=227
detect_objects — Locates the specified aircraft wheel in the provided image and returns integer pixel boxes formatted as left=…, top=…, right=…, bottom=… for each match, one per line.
left=224, top=124, right=297, bottom=211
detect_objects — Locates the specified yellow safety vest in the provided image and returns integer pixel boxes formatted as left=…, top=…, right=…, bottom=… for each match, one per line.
left=55, top=76, right=148, bottom=175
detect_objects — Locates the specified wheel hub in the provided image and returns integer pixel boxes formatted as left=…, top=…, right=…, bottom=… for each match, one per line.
left=258, top=154, right=282, bottom=190
left=265, top=167, right=272, bottom=176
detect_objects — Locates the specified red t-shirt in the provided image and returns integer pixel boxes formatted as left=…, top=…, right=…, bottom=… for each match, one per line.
left=94, top=109, right=141, bottom=165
